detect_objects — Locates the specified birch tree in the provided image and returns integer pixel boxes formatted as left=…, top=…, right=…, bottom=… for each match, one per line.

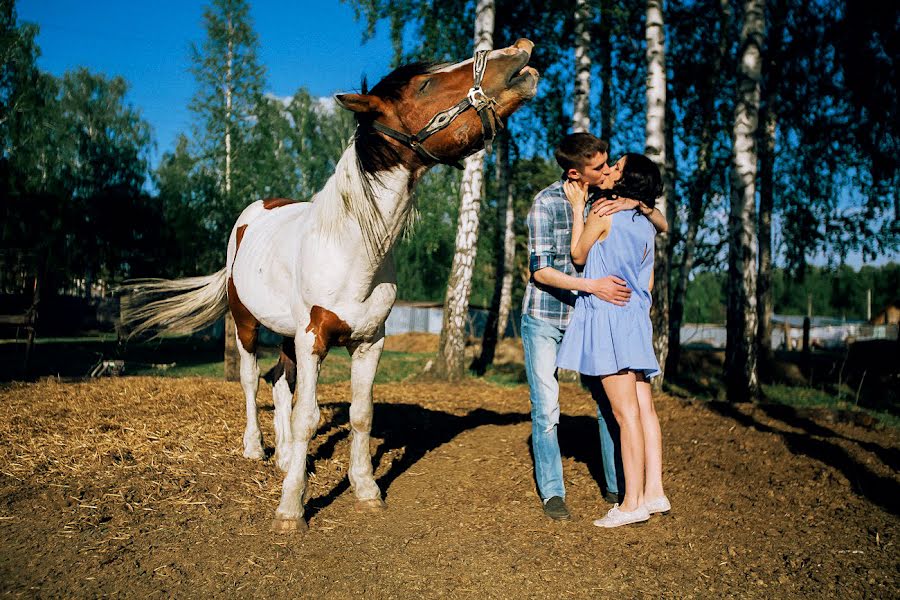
left=472, top=131, right=515, bottom=374
left=644, top=0, right=671, bottom=388
left=666, top=0, right=731, bottom=377
left=726, top=0, right=764, bottom=403
left=572, top=0, right=592, bottom=133
left=756, top=0, right=786, bottom=380
left=189, top=0, right=265, bottom=381
left=433, top=0, right=494, bottom=381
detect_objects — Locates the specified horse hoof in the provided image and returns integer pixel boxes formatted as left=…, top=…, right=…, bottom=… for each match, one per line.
left=354, top=498, right=386, bottom=512
left=243, top=443, right=265, bottom=461
left=271, top=517, right=307, bottom=533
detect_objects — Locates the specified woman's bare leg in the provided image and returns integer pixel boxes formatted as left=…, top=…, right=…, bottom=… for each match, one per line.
left=636, top=373, right=665, bottom=501
left=601, top=371, right=645, bottom=512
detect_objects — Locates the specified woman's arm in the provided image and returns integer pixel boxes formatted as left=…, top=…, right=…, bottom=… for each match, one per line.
left=571, top=208, right=611, bottom=266
left=648, top=267, right=655, bottom=293
left=591, top=198, right=668, bottom=233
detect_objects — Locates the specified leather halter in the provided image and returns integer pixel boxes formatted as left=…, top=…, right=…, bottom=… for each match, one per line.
left=371, top=50, right=501, bottom=170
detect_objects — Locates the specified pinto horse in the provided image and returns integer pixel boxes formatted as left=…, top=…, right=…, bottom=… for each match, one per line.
left=121, top=39, right=539, bottom=531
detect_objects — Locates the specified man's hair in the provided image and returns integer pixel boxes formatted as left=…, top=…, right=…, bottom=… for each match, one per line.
left=555, top=133, right=609, bottom=172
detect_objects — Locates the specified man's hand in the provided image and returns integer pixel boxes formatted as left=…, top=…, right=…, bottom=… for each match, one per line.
left=591, top=196, right=646, bottom=217
left=582, top=275, right=631, bottom=306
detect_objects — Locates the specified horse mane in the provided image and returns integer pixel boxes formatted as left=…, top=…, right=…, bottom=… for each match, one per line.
left=316, top=62, right=442, bottom=258
left=314, top=142, right=418, bottom=259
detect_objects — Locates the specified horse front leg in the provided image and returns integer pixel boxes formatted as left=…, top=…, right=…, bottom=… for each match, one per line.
left=272, top=335, right=320, bottom=533
left=348, top=333, right=386, bottom=510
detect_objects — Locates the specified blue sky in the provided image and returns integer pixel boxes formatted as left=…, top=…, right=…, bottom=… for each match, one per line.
left=18, top=0, right=397, bottom=167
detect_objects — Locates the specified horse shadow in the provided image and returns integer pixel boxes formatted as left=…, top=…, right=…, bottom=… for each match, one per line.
left=301, top=402, right=529, bottom=520
left=706, top=401, right=900, bottom=517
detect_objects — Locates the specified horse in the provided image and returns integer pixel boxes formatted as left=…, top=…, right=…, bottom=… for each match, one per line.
left=120, top=39, right=539, bottom=532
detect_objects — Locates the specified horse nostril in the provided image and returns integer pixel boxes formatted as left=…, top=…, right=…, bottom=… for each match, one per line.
left=513, top=38, right=534, bottom=54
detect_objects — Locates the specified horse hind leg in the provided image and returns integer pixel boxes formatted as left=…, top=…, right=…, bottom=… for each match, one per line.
left=271, top=338, right=296, bottom=472
left=228, top=281, right=263, bottom=460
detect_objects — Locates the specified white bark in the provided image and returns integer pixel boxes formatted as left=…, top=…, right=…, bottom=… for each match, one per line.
left=726, top=0, right=764, bottom=402
left=645, top=0, right=670, bottom=389
left=435, top=0, right=494, bottom=381
left=497, top=177, right=516, bottom=337
left=224, top=17, right=233, bottom=196
left=223, top=16, right=236, bottom=380
left=572, top=0, right=592, bottom=133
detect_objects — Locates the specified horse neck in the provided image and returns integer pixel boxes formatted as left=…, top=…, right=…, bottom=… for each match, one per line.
left=313, top=143, right=422, bottom=268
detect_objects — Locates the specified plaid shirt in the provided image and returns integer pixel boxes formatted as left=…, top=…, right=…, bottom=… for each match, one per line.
left=522, top=178, right=585, bottom=331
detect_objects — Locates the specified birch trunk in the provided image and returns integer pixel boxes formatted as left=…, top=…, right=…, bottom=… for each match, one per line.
left=224, top=17, right=233, bottom=197
left=598, top=1, right=613, bottom=141
left=667, top=139, right=712, bottom=378
left=756, top=107, right=775, bottom=381
left=434, top=0, right=494, bottom=381
left=645, top=0, right=670, bottom=390
left=666, top=0, right=730, bottom=378
left=223, top=15, right=238, bottom=382
left=572, top=0, right=592, bottom=133
left=472, top=132, right=514, bottom=375
left=726, top=0, right=765, bottom=403
left=757, top=0, right=784, bottom=382
left=497, top=166, right=516, bottom=336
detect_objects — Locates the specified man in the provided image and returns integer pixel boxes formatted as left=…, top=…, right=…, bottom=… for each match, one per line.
left=522, top=132, right=668, bottom=520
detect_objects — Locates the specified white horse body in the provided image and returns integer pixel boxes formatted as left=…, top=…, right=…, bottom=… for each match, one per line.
left=227, top=152, right=412, bottom=340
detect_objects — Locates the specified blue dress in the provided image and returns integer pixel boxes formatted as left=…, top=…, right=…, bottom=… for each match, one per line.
left=556, top=210, right=661, bottom=378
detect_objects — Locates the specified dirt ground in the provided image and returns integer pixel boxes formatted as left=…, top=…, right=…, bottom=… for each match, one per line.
left=0, top=374, right=897, bottom=598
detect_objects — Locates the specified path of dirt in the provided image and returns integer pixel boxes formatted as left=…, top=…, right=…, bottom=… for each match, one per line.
left=0, top=377, right=896, bottom=598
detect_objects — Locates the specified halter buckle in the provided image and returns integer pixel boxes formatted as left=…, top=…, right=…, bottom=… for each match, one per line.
left=467, top=86, right=491, bottom=110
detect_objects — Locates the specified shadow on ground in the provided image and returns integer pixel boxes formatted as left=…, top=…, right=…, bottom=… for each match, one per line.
left=299, top=402, right=530, bottom=520
left=706, top=401, right=900, bottom=517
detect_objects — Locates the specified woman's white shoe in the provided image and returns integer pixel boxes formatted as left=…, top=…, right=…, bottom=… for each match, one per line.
left=593, top=503, right=651, bottom=528
left=645, top=496, right=671, bottom=515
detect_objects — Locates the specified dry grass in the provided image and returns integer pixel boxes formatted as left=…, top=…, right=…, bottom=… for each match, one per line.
left=0, top=376, right=898, bottom=598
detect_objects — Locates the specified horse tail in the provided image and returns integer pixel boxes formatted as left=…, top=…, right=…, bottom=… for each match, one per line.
left=118, top=269, right=229, bottom=339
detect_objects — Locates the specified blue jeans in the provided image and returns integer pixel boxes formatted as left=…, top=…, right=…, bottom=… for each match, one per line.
left=521, top=313, right=620, bottom=500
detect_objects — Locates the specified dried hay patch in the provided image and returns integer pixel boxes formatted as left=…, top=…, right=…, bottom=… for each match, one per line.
left=0, top=376, right=897, bottom=597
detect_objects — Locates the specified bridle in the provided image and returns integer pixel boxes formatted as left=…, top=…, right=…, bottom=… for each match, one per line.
left=371, top=50, right=501, bottom=170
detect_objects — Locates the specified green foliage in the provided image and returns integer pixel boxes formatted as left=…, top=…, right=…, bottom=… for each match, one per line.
left=394, top=166, right=462, bottom=302
left=1, top=5, right=157, bottom=294
left=686, top=263, right=899, bottom=323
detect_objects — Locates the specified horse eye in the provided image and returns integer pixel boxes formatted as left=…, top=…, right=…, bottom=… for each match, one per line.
left=418, top=79, right=431, bottom=93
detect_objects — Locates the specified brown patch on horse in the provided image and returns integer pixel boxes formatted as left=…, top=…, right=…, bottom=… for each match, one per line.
left=227, top=224, right=259, bottom=354
left=235, top=224, right=248, bottom=249
left=305, top=306, right=353, bottom=357
left=263, top=337, right=297, bottom=392
left=263, top=198, right=297, bottom=210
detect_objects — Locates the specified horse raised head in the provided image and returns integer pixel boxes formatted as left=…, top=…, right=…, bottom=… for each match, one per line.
left=336, top=38, right=538, bottom=172
left=120, top=40, right=539, bottom=534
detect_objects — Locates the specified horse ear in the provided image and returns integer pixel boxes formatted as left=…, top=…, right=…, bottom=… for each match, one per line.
left=334, top=93, right=383, bottom=114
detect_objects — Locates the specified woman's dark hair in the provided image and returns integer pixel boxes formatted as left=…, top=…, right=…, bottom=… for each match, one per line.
left=601, top=153, right=663, bottom=210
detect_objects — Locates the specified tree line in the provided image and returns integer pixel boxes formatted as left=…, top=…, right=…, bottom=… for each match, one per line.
left=1, top=0, right=897, bottom=399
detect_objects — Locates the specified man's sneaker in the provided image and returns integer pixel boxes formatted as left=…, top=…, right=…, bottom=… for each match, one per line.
left=592, top=503, right=650, bottom=528
left=602, top=490, right=622, bottom=504
left=542, top=496, right=572, bottom=521
left=645, top=496, right=671, bottom=515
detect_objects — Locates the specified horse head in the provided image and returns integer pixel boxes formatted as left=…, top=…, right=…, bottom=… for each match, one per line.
left=336, top=39, right=539, bottom=172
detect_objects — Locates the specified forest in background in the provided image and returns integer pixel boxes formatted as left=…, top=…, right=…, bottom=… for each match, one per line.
left=1, top=0, right=897, bottom=394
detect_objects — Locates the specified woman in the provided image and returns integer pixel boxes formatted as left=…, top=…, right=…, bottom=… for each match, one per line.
left=557, top=153, right=670, bottom=528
